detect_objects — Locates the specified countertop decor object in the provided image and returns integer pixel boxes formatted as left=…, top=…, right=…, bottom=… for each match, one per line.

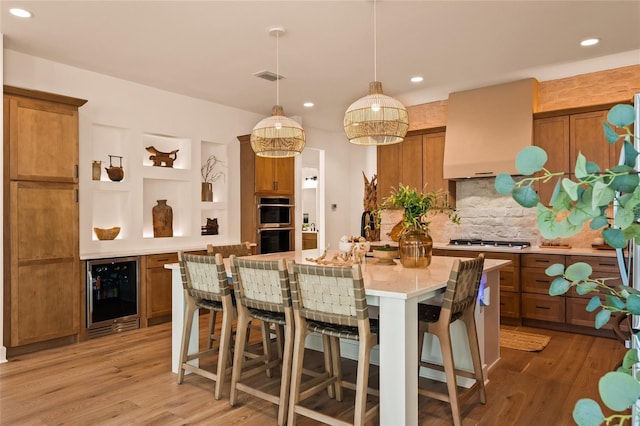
left=146, top=145, right=179, bottom=167
left=93, top=226, right=120, bottom=240
left=380, top=184, right=459, bottom=268
left=371, top=245, right=398, bottom=265
left=92, top=160, right=101, bottom=180
left=201, top=154, right=225, bottom=202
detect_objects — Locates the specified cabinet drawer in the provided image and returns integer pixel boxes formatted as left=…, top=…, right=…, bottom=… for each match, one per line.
left=566, top=255, right=619, bottom=273
left=499, top=269, right=519, bottom=292
left=522, top=293, right=565, bottom=322
left=565, top=296, right=629, bottom=332
left=521, top=268, right=555, bottom=295
left=147, top=253, right=179, bottom=269
left=522, top=253, right=565, bottom=268
left=500, top=291, right=521, bottom=319
left=567, top=269, right=624, bottom=298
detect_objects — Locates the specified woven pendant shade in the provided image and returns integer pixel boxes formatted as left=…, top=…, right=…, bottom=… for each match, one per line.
left=251, top=105, right=305, bottom=157
left=344, top=81, right=409, bottom=145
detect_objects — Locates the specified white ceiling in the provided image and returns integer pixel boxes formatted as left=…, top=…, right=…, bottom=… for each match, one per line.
left=2, top=1, right=639, bottom=132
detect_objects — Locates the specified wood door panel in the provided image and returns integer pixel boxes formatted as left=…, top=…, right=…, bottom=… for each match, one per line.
left=533, top=116, right=569, bottom=204
left=377, top=144, right=401, bottom=200
left=13, top=262, right=79, bottom=346
left=146, top=268, right=172, bottom=318
left=570, top=110, right=617, bottom=172
left=400, top=135, right=423, bottom=192
left=13, top=181, right=78, bottom=261
left=9, top=97, right=78, bottom=182
left=423, top=132, right=447, bottom=192
left=255, top=156, right=276, bottom=193
left=273, top=157, right=294, bottom=194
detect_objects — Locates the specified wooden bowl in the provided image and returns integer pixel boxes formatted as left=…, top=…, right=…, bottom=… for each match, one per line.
left=372, top=246, right=399, bottom=265
left=94, top=226, right=120, bottom=240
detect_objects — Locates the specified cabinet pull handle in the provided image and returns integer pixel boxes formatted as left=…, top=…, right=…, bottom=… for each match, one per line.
left=535, top=305, right=551, bottom=310
left=599, top=263, right=616, bottom=268
left=75, top=164, right=79, bottom=178
left=535, top=260, right=550, bottom=264
left=156, top=258, right=170, bottom=262
left=75, top=189, right=79, bottom=203
left=535, top=280, right=547, bottom=283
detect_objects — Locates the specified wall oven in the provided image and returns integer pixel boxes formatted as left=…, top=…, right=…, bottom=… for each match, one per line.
left=257, top=196, right=294, bottom=253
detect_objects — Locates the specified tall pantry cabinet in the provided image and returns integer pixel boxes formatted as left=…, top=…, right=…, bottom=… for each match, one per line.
left=3, top=86, right=87, bottom=354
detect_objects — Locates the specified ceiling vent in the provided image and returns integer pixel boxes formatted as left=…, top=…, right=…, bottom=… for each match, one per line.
left=253, top=70, right=284, bottom=82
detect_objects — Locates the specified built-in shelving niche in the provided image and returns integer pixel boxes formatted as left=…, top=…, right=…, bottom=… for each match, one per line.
left=200, top=141, right=228, bottom=237
left=142, top=179, right=191, bottom=238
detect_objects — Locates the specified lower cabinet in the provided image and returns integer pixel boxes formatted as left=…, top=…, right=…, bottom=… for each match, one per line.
left=302, top=232, right=318, bottom=250
left=144, top=252, right=178, bottom=325
left=521, top=253, right=565, bottom=323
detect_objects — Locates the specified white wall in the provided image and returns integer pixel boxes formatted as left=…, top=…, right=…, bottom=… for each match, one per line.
left=1, top=33, right=6, bottom=363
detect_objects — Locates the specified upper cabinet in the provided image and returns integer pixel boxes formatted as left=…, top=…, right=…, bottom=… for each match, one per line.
left=533, top=106, right=621, bottom=204
left=377, top=130, right=455, bottom=204
left=6, top=87, right=86, bottom=183
left=255, top=155, right=294, bottom=195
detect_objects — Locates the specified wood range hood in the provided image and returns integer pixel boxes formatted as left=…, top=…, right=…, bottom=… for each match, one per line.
left=443, top=78, right=538, bottom=180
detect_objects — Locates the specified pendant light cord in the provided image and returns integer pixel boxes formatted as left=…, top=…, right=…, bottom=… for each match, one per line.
left=276, top=30, right=280, bottom=106
left=373, top=0, right=377, bottom=82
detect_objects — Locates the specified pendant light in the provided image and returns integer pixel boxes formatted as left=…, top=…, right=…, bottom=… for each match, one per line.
left=251, top=27, right=305, bottom=158
left=344, top=0, right=409, bottom=145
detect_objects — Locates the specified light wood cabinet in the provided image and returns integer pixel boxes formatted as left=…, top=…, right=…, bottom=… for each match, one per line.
left=533, top=116, right=570, bottom=204
left=3, top=86, right=87, bottom=353
left=570, top=110, right=618, bottom=173
left=255, top=155, right=294, bottom=195
left=144, top=253, right=178, bottom=324
left=377, top=130, right=455, bottom=204
left=302, top=232, right=318, bottom=250
left=521, top=253, right=565, bottom=323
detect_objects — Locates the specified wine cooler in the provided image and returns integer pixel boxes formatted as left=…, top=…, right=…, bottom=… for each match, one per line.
left=86, top=256, right=140, bottom=339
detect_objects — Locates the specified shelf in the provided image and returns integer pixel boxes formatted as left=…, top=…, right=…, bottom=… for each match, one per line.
left=141, top=165, right=191, bottom=181
left=91, top=123, right=130, bottom=183
left=200, top=141, right=227, bottom=204
left=142, top=179, right=192, bottom=238
left=91, top=191, right=132, bottom=240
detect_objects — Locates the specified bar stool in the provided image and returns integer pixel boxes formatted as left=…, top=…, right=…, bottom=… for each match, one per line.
left=228, top=255, right=294, bottom=426
left=177, top=252, right=234, bottom=400
left=287, top=262, right=379, bottom=426
left=417, top=253, right=486, bottom=426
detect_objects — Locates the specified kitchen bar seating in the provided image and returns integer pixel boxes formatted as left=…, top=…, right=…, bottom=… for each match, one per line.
left=287, top=262, right=379, bottom=426
left=177, top=252, right=234, bottom=400
left=228, top=255, right=294, bottom=426
left=417, top=253, right=486, bottom=426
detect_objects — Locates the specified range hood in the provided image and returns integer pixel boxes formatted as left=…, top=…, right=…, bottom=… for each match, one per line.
left=443, top=78, right=538, bottom=179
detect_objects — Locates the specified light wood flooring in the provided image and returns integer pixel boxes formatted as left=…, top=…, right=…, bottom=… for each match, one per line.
left=0, top=316, right=628, bottom=426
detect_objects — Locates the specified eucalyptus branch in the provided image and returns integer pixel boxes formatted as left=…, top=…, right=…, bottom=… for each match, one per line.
left=604, top=414, right=632, bottom=425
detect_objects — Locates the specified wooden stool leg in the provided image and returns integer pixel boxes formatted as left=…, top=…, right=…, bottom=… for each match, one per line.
left=277, top=321, right=294, bottom=426
left=178, top=295, right=197, bottom=384
left=288, top=321, right=307, bottom=426
left=261, top=321, right=274, bottom=378
left=436, top=324, right=462, bottom=426
left=214, top=308, right=233, bottom=400
left=322, top=334, right=336, bottom=399
left=207, top=310, right=217, bottom=349
left=354, top=338, right=372, bottom=426
left=330, top=336, right=343, bottom=402
left=464, top=312, right=486, bottom=403
left=230, top=312, right=251, bottom=406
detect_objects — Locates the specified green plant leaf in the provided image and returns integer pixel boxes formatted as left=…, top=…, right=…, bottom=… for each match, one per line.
left=549, top=277, right=570, bottom=296
left=623, top=224, right=640, bottom=242
left=589, top=216, right=609, bottom=230
left=561, top=178, right=579, bottom=201
left=623, top=140, right=639, bottom=168
left=599, top=371, right=640, bottom=411
left=603, top=227, right=627, bottom=249
left=615, top=204, right=636, bottom=229
left=495, top=173, right=516, bottom=194
left=512, top=186, right=540, bottom=208
left=626, top=294, right=640, bottom=315
left=608, top=104, right=636, bottom=127
left=515, top=146, right=547, bottom=175
left=576, top=282, right=597, bottom=295
left=545, top=263, right=565, bottom=276
left=610, top=169, right=639, bottom=194
left=603, top=122, right=622, bottom=144
left=567, top=201, right=600, bottom=226
left=605, top=294, right=625, bottom=310
left=574, top=153, right=588, bottom=179
left=585, top=161, right=601, bottom=174
left=622, top=348, right=639, bottom=371
left=591, top=181, right=615, bottom=210
left=585, top=296, right=601, bottom=312
left=573, top=399, right=605, bottom=426
left=595, top=309, right=611, bottom=329
left=565, top=262, right=593, bottom=282
left=550, top=180, right=572, bottom=211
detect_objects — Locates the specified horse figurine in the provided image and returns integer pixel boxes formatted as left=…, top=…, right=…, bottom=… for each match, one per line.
left=146, top=146, right=179, bottom=167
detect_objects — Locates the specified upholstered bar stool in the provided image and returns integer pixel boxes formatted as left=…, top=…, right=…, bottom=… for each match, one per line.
left=287, top=262, right=379, bottom=426
left=417, top=253, right=486, bottom=426
left=177, top=252, right=234, bottom=400
left=228, top=255, right=294, bottom=426
left=205, top=242, right=254, bottom=349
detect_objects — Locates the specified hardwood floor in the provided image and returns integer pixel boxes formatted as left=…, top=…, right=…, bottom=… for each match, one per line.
left=0, top=317, right=627, bottom=425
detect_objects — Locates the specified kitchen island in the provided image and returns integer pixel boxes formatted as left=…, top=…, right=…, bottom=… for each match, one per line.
left=168, top=249, right=509, bottom=425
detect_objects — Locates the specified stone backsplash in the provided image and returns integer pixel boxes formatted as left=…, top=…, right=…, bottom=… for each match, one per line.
left=380, top=177, right=601, bottom=249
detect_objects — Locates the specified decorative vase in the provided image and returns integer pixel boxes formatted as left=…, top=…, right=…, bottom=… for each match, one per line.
left=201, top=182, right=213, bottom=202
left=92, top=161, right=102, bottom=180
left=398, top=226, right=433, bottom=268
left=152, top=199, right=173, bottom=238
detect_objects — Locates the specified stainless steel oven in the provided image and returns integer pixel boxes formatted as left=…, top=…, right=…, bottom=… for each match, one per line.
left=257, top=196, right=294, bottom=253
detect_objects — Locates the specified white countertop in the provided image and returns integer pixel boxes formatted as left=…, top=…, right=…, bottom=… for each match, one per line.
left=431, top=242, right=619, bottom=257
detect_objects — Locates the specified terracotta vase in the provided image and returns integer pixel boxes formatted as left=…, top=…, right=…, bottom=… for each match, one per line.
left=152, top=199, right=173, bottom=238
left=398, top=226, right=433, bottom=268
left=201, top=182, right=213, bottom=202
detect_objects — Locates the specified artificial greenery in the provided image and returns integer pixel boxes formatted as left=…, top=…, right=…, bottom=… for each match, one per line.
left=495, top=103, right=640, bottom=425
left=380, top=184, right=459, bottom=231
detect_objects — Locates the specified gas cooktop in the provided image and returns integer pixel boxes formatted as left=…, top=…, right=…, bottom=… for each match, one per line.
left=448, top=239, right=531, bottom=249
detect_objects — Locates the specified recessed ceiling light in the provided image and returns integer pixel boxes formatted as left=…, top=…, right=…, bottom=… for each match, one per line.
left=303, top=102, right=314, bottom=108
left=580, top=38, right=600, bottom=47
left=410, top=76, right=424, bottom=83
left=9, top=8, right=33, bottom=18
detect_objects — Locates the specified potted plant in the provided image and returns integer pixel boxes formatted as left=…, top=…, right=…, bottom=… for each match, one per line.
left=201, top=155, right=225, bottom=202
left=380, top=184, right=459, bottom=268
left=495, top=102, right=640, bottom=425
